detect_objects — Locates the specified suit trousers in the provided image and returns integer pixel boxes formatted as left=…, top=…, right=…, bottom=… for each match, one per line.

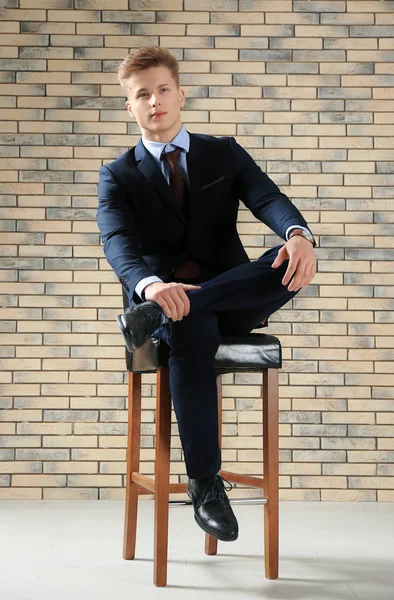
left=153, top=244, right=301, bottom=479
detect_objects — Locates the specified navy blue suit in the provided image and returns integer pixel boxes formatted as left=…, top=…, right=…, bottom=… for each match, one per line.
left=97, top=130, right=314, bottom=478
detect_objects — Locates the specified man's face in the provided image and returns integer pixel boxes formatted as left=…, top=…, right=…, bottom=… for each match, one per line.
left=125, top=65, right=185, bottom=141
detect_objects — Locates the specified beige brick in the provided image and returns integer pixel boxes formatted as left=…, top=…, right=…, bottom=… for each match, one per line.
left=323, top=464, right=376, bottom=476
left=0, top=461, right=42, bottom=474
left=0, top=182, right=44, bottom=194
left=0, top=34, right=49, bottom=45
left=46, top=84, right=99, bottom=97
left=13, top=474, right=66, bottom=486
left=21, top=146, right=73, bottom=157
left=43, top=435, right=97, bottom=448
left=378, top=440, right=394, bottom=450
left=280, top=463, right=321, bottom=475
left=0, top=488, right=42, bottom=499
left=75, top=122, right=127, bottom=135
left=279, top=489, right=320, bottom=501
left=18, top=423, right=72, bottom=435
left=48, top=10, right=100, bottom=22
left=295, top=25, right=348, bottom=38
left=268, top=12, right=322, bottom=25
left=349, top=477, right=394, bottom=490
left=240, top=0, right=291, bottom=10
left=156, top=10, right=207, bottom=23
left=377, top=413, right=394, bottom=425
left=321, top=490, right=376, bottom=501
left=0, top=45, right=17, bottom=58
left=0, top=433, right=43, bottom=448
left=280, top=437, right=320, bottom=449
left=68, top=473, right=121, bottom=486
left=45, top=461, right=98, bottom=474
left=240, top=24, right=292, bottom=37
left=0, top=168, right=17, bottom=178
left=293, top=476, right=347, bottom=489
left=44, top=488, right=98, bottom=499
left=347, top=1, right=392, bottom=11
left=0, top=359, right=41, bottom=374
left=43, top=333, right=96, bottom=345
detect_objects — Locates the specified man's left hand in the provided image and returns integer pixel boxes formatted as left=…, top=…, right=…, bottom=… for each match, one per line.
left=271, top=235, right=316, bottom=292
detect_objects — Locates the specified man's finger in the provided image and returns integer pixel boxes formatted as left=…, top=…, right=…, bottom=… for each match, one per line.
left=282, top=257, right=299, bottom=286
left=176, top=287, right=189, bottom=319
left=180, top=284, right=202, bottom=290
left=177, top=287, right=191, bottom=316
left=156, top=298, right=171, bottom=320
left=164, top=293, right=181, bottom=321
left=288, top=262, right=307, bottom=291
left=271, top=247, right=286, bottom=268
left=171, top=289, right=186, bottom=320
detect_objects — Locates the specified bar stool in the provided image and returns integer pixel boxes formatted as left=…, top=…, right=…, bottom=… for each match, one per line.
left=120, top=291, right=282, bottom=587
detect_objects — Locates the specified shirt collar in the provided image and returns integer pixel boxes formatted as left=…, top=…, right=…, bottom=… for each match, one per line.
left=141, top=124, right=190, bottom=162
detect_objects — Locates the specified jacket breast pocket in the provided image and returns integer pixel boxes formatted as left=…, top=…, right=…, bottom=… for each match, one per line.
left=200, top=174, right=226, bottom=191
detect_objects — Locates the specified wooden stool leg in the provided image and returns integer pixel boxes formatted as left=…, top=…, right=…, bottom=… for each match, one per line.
left=154, top=367, right=171, bottom=587
left=123, top=372, right=142, bottom=560
left=263, top=367, right=279, bottom=579
left=205, top=373, right=222, bottom=556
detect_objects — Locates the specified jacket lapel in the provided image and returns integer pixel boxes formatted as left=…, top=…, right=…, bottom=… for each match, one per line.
left=134, top=136, right=187, bottom=227
left=186, top=132, right=218, bottom=237
left=134, top=131, right=216, bottom=229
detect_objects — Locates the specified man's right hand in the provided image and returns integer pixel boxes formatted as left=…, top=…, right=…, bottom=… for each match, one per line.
left=144, top=281, right=201, bottom=322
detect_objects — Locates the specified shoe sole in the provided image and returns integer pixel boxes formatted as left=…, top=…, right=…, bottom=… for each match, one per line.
left=116, top=314, right=138, bottom=352
left=187, top=489, right=239, bottom=542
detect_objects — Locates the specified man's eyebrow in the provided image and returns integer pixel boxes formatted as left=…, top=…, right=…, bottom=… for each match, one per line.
left=135, top=83, right=169, bottom=94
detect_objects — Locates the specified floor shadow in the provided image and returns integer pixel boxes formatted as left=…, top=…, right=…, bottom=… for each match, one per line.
left=161, top=554, right=394, bottom=598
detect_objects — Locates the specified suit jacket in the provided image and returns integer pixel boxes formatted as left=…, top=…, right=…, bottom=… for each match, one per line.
left=97, top=130, right=313, bottom=308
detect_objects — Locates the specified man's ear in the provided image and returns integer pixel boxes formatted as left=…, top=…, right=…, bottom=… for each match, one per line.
left=125, top=100, right=134, bottom=119
left=179, top=89, right=185, bottom=110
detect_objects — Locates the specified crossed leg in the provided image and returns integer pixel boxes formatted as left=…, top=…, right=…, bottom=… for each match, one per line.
left=153, top=244, right=303, bottom=477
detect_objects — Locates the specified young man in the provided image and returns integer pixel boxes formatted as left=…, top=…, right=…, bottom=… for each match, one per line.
left=97, top=46, right=316, bottom=542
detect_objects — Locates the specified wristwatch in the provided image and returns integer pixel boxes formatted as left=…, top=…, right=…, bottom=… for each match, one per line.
left=289, top=229, right=317, bottom=247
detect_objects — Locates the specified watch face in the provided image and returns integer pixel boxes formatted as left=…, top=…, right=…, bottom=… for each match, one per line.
left=303, top=231, right=316, bottom=246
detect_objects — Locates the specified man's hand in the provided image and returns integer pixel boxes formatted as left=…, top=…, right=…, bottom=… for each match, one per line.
left=271, top=235, right=316, bottom=292
left=144, top=281, right=201, bottom=321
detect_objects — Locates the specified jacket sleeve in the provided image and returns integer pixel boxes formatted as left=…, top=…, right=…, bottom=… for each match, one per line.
left=97, top=164, right=156, bottom=305
left=229, top=136, right=315, bottom=243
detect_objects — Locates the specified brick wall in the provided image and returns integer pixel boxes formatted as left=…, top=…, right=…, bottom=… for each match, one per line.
left=0, top=0, right=393, bottom=502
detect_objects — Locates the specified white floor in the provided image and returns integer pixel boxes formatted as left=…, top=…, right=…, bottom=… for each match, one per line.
left=1, top=499, right=393, bottom=600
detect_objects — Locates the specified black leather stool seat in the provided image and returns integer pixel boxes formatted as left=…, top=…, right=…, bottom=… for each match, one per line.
left=125, top=332, right=282, bottom=374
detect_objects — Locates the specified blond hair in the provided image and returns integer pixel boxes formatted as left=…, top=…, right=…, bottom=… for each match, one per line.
left=117, top=46, right=180, bottom=97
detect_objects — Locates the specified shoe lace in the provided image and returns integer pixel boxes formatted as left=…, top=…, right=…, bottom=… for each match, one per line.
left=203, top=474, right=233, bottom=503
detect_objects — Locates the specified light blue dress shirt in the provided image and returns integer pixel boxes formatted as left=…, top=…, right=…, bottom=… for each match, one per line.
left=135, top=124, right=310, bottom=300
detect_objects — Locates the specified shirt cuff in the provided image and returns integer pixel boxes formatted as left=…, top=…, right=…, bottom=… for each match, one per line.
left=285, top=225, right=312, bottom=241
left=135, top=276, right=163, bottom=301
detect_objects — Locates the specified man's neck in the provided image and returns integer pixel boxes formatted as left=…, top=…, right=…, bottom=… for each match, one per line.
left=142, top=122, right=183, bottom=144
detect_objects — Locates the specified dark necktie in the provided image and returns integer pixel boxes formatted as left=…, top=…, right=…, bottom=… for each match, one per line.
left=161, top=147, right=184, bottom=207
left=161, top=147, right=201, bottom=280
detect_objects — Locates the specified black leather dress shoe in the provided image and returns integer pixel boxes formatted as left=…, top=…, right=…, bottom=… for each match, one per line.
left=116, top=301, right=168, bottom=352
left=187, top=474, right=239, bottom=542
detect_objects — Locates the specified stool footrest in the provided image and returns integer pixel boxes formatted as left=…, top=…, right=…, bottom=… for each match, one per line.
left=220, top=470, right=265, bottom=490
left=132, top=472, right=187, bottom=495
left=132, top=471, right=264, bottom=493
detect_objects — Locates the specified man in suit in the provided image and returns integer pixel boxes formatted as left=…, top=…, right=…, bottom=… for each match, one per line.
left=97, top=47, right=317, bottom=542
